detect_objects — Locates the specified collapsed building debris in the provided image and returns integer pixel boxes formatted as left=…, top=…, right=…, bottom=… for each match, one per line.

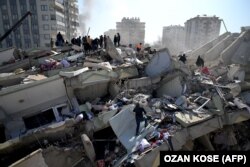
left=0, top=29, right=250, bottom=167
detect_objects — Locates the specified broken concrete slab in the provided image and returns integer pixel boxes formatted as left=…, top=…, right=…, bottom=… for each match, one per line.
left=9, top=149, right=48, bottom=167
left=59, top=67, right=89, bottom=78
left=175, top=111, right=213, bottom=128
left=81, top=134, right=96, bottom=164
left=145, top=48, right=172, bottom=77
left=134, top=143, right=169, bottom=167
left=157, top=76, right=183, bottom=98
left=109, top=104, right=154, bottom=152
left=43, top=146, right=85, bottom=167
left=0, top=75, right=67, bottom=137
left=93, top=109, right=118, bottom=132
left=188, top=117, right=222, bottom=139
left=0, top=47, right=15, bottom=66
left=0, top=119, right=75, bottom=154
left=126, top=77, right=160, bottom=89
left=84, top=57, right=103, bottom=63
left=114, top=65, right=139, bottom=79
left=65, top=70, right=118, bottom=88
left=84, top=62, right=112, bottom=71
left=211, top=94, right=224, bottom=115
left=227, top=64, right=245, bottom=82
left=241, top=91, right=250, bottom=105
left=233, top=98, right=250, bottom=113
left=0, top=71, right=36, bottom=87
left=65, top=52, right=84, bottom=62
left=72, top=45, right=82, bottom=52
left=0, top=59, right=30, bottom=73
left=106, top=37, right=124, bottom=63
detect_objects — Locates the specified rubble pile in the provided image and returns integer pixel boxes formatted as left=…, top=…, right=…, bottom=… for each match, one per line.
left=0, top=34, right=250, bottom=167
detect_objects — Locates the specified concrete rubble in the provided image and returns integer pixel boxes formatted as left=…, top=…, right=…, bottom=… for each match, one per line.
left=0, top=29, right=250, bottom=167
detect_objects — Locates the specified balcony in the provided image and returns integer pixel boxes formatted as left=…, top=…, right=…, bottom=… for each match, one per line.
left=54, top=1, right=64, bottom=13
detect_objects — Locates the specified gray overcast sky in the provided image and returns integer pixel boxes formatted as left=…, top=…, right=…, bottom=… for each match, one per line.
left=78, top=0, right=250, bottom=43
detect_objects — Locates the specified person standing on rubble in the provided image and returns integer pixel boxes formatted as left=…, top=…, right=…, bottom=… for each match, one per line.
left=56, top=32, right=64, bottom=46
left=179, top=54, right=187, bottom=64
left=133, top=101, right=148, bottom=136
left=117, top=33, right=121, bottom=47
left=113, top=34, right=118, bottom=47
left=196, top=55, right=204, bottom=67
left=99, top=35, right=104, bottom=48
left=136, top=43, right=142, bottom=53
left=104, top=35, right=107, bottom=49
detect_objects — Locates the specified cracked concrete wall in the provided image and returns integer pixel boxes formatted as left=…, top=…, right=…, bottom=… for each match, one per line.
left=0, top=75, right=67, bottom=116
left=220, top=31, right=247, bottom=65
left=204, top=34, right=234, bottom=63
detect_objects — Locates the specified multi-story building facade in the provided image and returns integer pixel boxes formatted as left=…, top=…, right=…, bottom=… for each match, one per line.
left=162, top=25, right=185, bottom=55
left=0, top=0, right=79, bottom=49
left=185, top=15, right=221, bottom=50
left=116, top=17, right=145, bottom=46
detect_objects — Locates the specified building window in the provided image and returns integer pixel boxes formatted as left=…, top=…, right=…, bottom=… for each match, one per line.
left=50, top=14, right=56, bottom=20
left=10, top=5, right=16, bottom=11
left=1, top=5, right=7, bottom=10
left=51, top=25, right=57, bottom=30
left=33, top=34, right=39, bottom=40
left=20, top=5, right=27, bottom=11
left=23, top=109, right=56, bottom=130
left=12, top=14, right=18, bottom=20
left=43, top=24, right=49, bottom=30
left=4, top=24, right=10, bottom=30
left=24, top=34, right=30, bottom=40
left=41, top=5, right=48, bottom=11
left=42, top=15, right=49, bottom=21
left=15, top=33, right=21, bottom=39
left=30, top=5, right=37, bottom=11
left=32, top=24, right=38, bottom=30
left=50, top=6, right=54, bottom=11
left=2, top=15, right=8, bottom=20
left=7, top=40, right=13, bottom=47
left=44, top=34, right=50, bottom=40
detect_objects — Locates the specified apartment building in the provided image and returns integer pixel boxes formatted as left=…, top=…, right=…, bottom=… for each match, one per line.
left=185, top=15, right=221, bottom=50
left=0, top=0, right=79, bottom=49
left=162, top=25, right=185, bottom=55
left=116, top=17, right=145, bottom=46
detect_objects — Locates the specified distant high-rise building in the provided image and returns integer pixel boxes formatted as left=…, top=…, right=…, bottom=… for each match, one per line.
left=185, top=15, right=221, bottom=50
left=0, top=0, right=79, bottom=49
left=162, top=25, right=185, bottom=55
left=116, top=17, right=145, bottom=46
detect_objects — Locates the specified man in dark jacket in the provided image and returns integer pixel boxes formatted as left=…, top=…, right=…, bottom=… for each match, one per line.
left=179, top=54, right=187, bottom=64
left=196, top=55, right=204, bottom=67
left=133, top=102, right=148, bottom=136
left=117, top=33, right=121, bottom=46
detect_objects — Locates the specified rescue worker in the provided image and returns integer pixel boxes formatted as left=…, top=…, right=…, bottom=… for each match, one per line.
left=133, top=101, right=148, bottom=136
left=136, top=43, right=142, bottom=53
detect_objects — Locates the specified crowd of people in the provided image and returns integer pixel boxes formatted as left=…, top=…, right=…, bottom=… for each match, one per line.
left=52, top=32, right=144, bottom=55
